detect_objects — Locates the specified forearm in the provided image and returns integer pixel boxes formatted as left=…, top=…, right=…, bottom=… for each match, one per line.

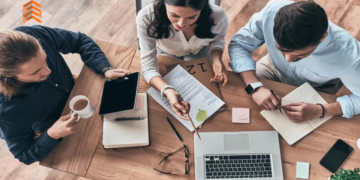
left=149, top=76, right=169, bottom=92
left=323, top=101, right=343, bottom=117
left=211, top=49, right=223, bottom=61
left=9, top=131, right=61, bottom=165
left=239, top=70, right=261, bottom=86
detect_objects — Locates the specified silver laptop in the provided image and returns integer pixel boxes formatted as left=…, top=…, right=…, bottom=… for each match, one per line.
left=194, top=131, right=283, bottom=180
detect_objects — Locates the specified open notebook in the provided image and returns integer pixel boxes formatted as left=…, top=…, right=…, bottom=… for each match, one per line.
left=260, top=83, right=333, bottom=145
left=103, top=93, right=149, bottom=148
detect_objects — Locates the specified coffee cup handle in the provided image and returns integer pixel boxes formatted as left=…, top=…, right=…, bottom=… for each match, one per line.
left=71, top=112, right=80, bottom=122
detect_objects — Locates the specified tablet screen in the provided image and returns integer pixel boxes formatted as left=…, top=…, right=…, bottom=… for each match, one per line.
left=99, top=72, right=140, bottom=115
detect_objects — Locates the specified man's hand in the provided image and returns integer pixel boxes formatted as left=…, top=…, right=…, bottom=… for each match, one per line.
left=282, top=102, right=323, bottom=122
left=252, top=87, right=281, bottom=110
left=47, top=112, right=78, bottom=140
left=164, top=89, right=190, bottom=120
left=211, top=58, right=228, bottom=87
left=104, top=68, right=130, bottom=80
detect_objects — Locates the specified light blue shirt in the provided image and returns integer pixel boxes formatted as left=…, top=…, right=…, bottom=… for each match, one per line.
left=228, top=0, right=360, bottom=118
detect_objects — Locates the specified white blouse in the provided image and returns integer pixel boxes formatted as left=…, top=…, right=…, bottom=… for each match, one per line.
left=136, top=3, right=229, bottom=83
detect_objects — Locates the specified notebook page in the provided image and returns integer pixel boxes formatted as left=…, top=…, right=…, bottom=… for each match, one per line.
left=103, top=93, right=149, bottom=147
left=261, top=83, right=333, bottom=145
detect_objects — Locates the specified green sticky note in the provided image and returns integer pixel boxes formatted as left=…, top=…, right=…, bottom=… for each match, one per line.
left=296, top=162, right=310, bottom=179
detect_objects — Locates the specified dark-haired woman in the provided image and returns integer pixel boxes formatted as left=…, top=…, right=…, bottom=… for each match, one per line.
left=137, top=0, right=228, bottom=120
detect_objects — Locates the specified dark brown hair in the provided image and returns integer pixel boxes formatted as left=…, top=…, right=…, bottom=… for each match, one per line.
left=273, top=1, right=328, bottom=52
left=0, top=30, right=41, bottom=98
left=147, top=0, right=217, bottom=39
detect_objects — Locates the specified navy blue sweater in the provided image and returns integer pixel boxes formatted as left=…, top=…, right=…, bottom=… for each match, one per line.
left=0, top=25, right=110, bottom=165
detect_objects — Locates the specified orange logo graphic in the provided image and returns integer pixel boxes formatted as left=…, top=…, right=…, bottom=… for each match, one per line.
left=23, top=0, right=42, bottom=24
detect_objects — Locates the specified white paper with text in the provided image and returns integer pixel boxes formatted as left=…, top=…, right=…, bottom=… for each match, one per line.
left=147, top=65, right=225, bottom=132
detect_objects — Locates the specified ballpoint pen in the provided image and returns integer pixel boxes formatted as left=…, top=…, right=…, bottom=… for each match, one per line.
left=166, top=117, right=183, bottom=141
left=115, top=117, right=145, bottom=121
left=270, top=90, right=283, bottom=114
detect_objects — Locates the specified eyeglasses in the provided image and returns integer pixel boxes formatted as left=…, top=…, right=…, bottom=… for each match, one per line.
left=153, top=144, right=190, bottom=175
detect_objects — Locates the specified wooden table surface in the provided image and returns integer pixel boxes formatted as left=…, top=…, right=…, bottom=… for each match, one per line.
left=41, top=42, right=360, bottom=180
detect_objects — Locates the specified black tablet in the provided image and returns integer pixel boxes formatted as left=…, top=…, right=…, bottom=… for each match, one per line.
left=99, top=72, right=140, bottom=115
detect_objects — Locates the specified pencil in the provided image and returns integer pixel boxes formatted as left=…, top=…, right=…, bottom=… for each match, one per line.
left=187, top=113, right=201, bottom=140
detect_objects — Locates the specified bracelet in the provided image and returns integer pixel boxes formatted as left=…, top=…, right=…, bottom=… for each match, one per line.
left=316, top=103, right=325, bottom=118
left=161, top=85, right=175, bottom=97
left=101, top=67, right=112, bottom=78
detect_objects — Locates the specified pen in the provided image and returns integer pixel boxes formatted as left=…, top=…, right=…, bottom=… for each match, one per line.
left=270, top=90, right=283, bottom=114
left=166, top=117, right=183, bottom=141
left=115, top=117, right=145, bottom=121
left=188, top=113, right=201, bottom=141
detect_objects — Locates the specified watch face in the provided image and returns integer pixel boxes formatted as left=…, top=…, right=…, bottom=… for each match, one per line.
left=245, top=85, right=254, bottom=95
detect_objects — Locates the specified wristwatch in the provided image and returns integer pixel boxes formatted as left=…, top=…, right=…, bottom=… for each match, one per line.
left=101, top=67, right=112, bottom=78
left=245, top=82, right=263, bottom=95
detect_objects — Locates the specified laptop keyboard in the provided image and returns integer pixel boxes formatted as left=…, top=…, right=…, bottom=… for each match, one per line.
left=205, top=154, right=273, bottom=179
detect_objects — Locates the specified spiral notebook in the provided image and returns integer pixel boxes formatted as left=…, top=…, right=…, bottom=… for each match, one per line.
left=102, top=93, right=149, bottom=148
left=260, top=83, right=333, bottom=145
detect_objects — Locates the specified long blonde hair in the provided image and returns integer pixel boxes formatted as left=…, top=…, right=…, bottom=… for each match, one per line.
left=0, top=30, right=41, bottom=99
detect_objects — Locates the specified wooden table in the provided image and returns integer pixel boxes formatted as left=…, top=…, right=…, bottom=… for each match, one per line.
left=41, top=41, right=360, bottom=180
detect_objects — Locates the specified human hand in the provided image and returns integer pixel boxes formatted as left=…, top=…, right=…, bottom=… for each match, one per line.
left=282, top=102, right=323, bottom=122
left=164, top=89, right=190, bottom=120
left=252, top=87, right=281, bottom=110
left=104, top=68, right=130, bottom=80
left=47, top=112, right=78, bottom=140
left=211, top=58, right=228, bottom=86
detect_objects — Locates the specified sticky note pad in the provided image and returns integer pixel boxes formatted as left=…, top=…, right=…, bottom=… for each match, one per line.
left=296, top=162, right=310, bottom=179
left=232, top=108, right=250, bottom=123
left=135, top=94, right=144, bottom=110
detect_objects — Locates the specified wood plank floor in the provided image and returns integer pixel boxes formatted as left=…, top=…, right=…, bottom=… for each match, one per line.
left=0, top=0, right=359, bottom=179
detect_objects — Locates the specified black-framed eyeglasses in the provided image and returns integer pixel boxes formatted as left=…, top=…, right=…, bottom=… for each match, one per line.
left=153, top=144, right=190, bottom=175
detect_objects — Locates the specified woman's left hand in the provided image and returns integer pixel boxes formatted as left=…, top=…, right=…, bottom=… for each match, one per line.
left=211, top=58, right=228, bottom=86
left=104, top=68, right=131, bottom=80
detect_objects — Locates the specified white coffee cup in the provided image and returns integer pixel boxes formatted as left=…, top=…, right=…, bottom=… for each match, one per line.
left=69, top=95, right=95, bottom=121
left=357, top=138, right=360, bottom=150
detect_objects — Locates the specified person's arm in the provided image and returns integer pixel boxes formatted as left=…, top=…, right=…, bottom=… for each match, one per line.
left=136, top=14, right=189, bottom=119
left=0, top=117, right=62, bottom=165
left=282, top=61, right=360, bottom=121
left=228, top=6, right=281, bottom=110
left=208, top=9, right=229, bottom=86
left=0, top=112, right=78, bottom=165
left=17, top=25, right=111, bottom=74
left=335, top=62, right=360, bottom=118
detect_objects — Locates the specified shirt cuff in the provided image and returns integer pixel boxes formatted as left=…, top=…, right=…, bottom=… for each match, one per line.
left=93, top=57, right=112, bottom=74
left=37, top=131, right=63, bottom=148
left=336, top=95, right=354, bottom=119
left=228, top=58, right=256, bottom=73
left=143, top=71, right=162, bottom=84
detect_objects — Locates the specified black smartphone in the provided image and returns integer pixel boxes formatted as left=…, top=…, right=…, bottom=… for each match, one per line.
left=320, top=139, right=353, bottom=173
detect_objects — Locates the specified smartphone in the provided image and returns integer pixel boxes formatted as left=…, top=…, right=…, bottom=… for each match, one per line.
left=320, top=139, right=353, bottom=173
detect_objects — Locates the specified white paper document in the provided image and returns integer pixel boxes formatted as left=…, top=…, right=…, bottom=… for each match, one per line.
left=260, top=83, right=333, bottom=145
left=147, top=65, right=225, bottom=132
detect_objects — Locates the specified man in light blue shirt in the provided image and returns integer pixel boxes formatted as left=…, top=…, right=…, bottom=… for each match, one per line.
left=229, top=0, right=360, bottom=121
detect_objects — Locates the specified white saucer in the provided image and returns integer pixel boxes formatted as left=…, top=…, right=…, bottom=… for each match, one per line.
left=357, top=138, right=360, bottom=150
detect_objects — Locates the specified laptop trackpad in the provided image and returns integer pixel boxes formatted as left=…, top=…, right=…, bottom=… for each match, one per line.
left=224, top=134, right=250, bottom=151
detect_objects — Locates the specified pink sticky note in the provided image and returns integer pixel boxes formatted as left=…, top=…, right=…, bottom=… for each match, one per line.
left=232, top=108, right=250, bottom=123
left=135, top=94, right=144, bottom=110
